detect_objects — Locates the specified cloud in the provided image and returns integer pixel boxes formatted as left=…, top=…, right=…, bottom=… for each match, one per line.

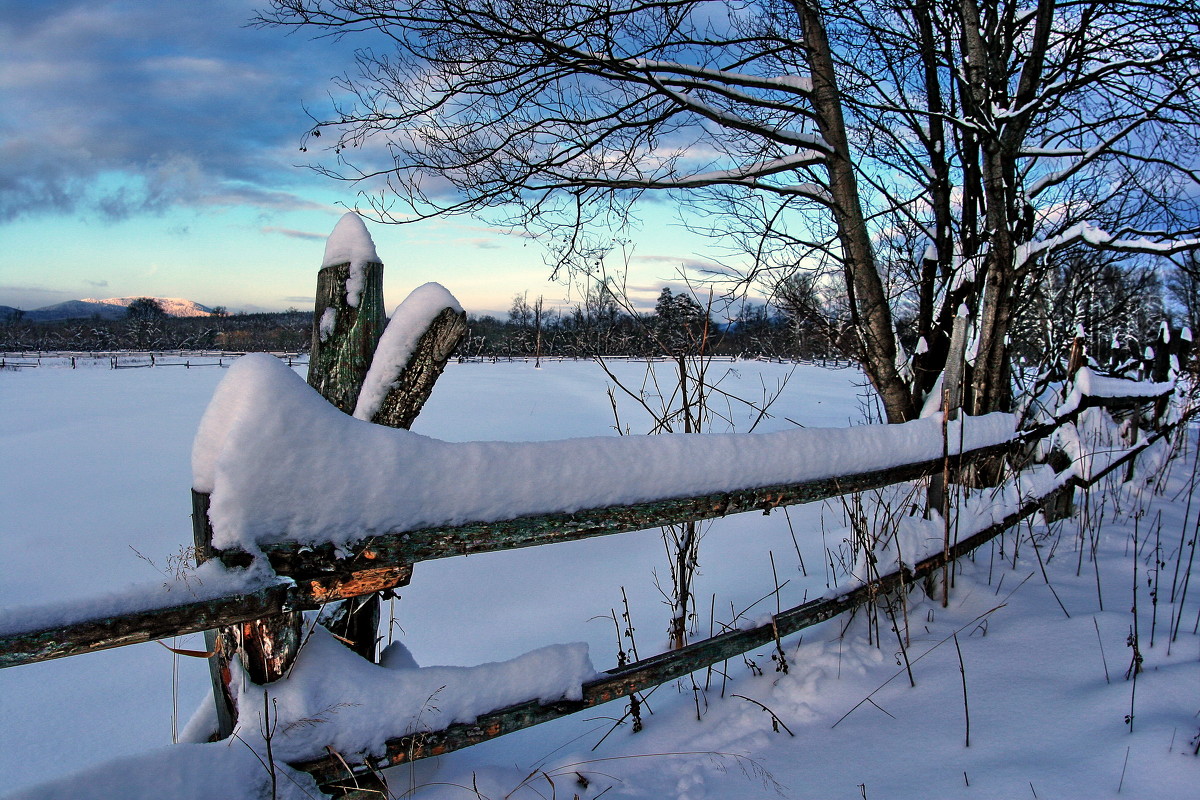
left=0, top=1, right=353, bottom=223
left=84, top=279, right=109, bottom=289
left=462, top=238, right=502, bottom=250
left=0, top=283, right=70, bottom=295
left=262, top=226, right=326, bottom=241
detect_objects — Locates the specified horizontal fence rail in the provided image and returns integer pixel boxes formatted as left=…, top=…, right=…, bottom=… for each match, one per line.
left=0, top=387, right=1180, bottom=670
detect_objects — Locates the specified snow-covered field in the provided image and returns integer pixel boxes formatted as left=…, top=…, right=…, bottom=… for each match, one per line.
left=1, top=358, right=1197, bottom=799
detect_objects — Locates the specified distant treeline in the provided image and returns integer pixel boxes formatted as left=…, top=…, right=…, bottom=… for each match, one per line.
left=460, top=291, right=826, bottom=359
left=0, top=307, right=313, bottom=354
left=0, top=291, right=828, bottom=359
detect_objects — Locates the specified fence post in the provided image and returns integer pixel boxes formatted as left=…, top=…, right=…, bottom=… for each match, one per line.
left=926, top=313, right=968, bottom=518
left=186, top=218, right=466, bottom=751
left=301, top=246, right=389, bottom=666
left=366, top=307, right=468, bottom=430
left=1042, top=337, right=1089, bottom=522
left=190, top=491, right=241, bottom=739
left=191, top=489, right=304, bottom=737
left=308, top=260, right=385, bottom=414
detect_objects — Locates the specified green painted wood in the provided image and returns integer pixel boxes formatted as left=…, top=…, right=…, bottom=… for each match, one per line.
left=308, top=261, right=386, bottom=414
left=0, top=583, right=297, bottom=669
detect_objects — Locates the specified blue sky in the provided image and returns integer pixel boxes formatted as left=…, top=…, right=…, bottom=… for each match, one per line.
left=0, top=0, right=721, bottom=316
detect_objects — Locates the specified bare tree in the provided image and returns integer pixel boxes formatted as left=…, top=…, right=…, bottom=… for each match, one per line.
left=1167, top=253, right=1200, bottom=336
left=259, top=0, right=1200, bottom=420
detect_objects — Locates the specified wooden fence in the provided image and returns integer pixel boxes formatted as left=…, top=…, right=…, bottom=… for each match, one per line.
left=0, top=245, right=1193, bottom=798
left=0, top=351, right=308, bottom=370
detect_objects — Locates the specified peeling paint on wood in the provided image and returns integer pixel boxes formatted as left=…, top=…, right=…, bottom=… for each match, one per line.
left=308, top=261, right=386, bottom=414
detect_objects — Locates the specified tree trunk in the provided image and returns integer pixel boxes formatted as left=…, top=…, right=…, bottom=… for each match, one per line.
left=792, top=0, right=916, bottom=423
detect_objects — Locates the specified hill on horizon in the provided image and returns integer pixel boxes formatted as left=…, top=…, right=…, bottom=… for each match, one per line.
left=10, top=297, right=215, bottom=323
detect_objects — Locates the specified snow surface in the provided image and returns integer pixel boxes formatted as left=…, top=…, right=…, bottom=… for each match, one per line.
left=353, top=283, right=463, bottom=422
left=194, top=353, right=1016, bottom=552
left=317, top=307, right=336, bottom=343
left=321, top=212, right=380, bottom=308
left=3, top=359, right=1197, bottom=800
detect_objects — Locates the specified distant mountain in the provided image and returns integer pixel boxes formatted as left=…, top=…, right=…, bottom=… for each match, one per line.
left=13, top=297, right=216, bottom=323
left=81, top=297, right=215, bottom=318
left=21, top=300, right=129, bottom=322
left=0, top=305, right=22, bottom=322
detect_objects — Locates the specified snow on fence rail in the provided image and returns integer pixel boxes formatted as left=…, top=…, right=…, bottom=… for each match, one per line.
left=0, top=373, right=1180, bottom=670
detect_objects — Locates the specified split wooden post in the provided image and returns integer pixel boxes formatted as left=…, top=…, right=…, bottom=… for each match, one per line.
left=367, top=306, right=468, bottom=430
left=190, top=223, right=390, bottom=735
left=304, top=253, right=388, bottom=662
left=192, top=222, right=469, bottom=742
left=308, top=260, right=386, bottom=414
left=307, top=272, right=467, bottom=663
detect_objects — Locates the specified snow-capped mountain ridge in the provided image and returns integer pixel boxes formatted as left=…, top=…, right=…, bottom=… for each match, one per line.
left=80, top=297, right=215, bottom=317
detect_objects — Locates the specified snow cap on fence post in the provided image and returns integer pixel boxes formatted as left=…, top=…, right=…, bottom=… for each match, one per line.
left=309, top=212, right=386, bottom=414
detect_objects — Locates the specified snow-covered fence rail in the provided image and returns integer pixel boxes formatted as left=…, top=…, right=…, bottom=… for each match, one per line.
left=0, top=375, right=1181, bottom=668
left=295, top=405, right=1189, bottom=787
left=0, top=376, right=1187, bottom=797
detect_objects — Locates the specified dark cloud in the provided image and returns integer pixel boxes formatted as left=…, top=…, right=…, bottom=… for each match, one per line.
left=0, top=1, right=356, bottom=222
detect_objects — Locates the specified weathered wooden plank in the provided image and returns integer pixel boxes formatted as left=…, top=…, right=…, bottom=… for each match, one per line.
left=2, top=394, right=1180, bottom=672
left=0, top=583, right=297, bottom=669
left=240, top=389, right=1175, bottom=585
left=251, top=442, right=1015, bottom=580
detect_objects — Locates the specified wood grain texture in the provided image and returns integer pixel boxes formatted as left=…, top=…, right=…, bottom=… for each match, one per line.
left=370, top=306, right=467, bottom=430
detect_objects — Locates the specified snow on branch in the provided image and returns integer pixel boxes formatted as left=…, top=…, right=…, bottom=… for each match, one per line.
left=1016, top=222, right=1200, bottom=270
left=1056, top=367, right=1175, bottom=417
